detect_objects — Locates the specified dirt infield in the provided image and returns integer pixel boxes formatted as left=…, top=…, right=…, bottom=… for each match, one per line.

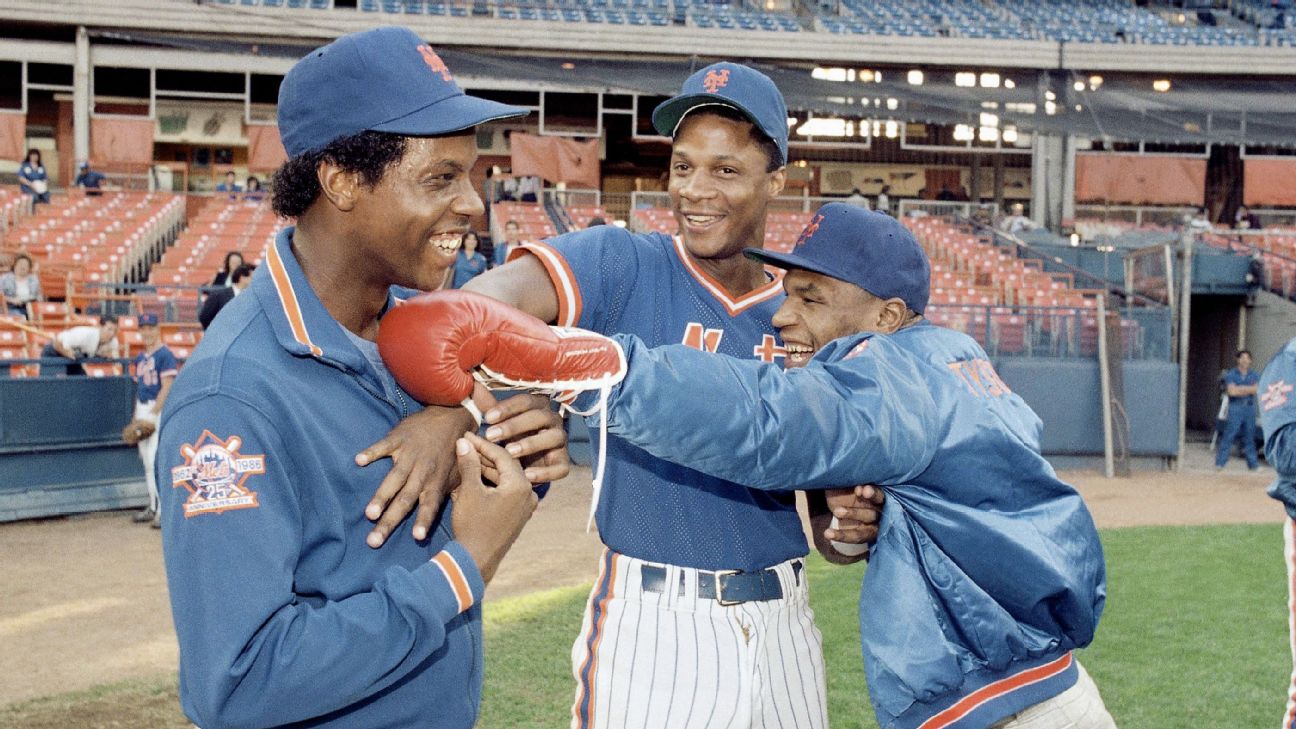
left=0, top=448, right=1282, bottom=709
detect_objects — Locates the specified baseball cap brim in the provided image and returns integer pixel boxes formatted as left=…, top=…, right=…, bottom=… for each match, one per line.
left=652, top=95, right=751, bottom=138
left=744, top=247, right=842, bottom=282
left=371, top=93, right=528, bottom=137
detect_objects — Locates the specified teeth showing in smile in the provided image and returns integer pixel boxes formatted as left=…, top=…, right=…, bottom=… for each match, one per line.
left=785, top=344, right=814, bottom=363
left=429, top=234, right=462, bottom=254
left=684, top=214, right=721, bottom=225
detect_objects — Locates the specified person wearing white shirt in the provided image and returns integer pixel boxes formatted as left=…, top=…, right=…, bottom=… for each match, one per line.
left=39, top=315, right=119, bottom=376
left=0, top=253, right=41, bottom=318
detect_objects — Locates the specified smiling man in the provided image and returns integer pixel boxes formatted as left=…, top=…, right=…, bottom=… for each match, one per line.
left=466, top=62, right=843, bottom=729
left=155, top=28, right=552, bottom=728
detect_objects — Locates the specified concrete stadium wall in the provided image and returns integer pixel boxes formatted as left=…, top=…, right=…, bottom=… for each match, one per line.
left=0, top=377, right=146, bottom=522
left=996, top=358, right=1180, bottom=457
left=1248, top=291, right=1296, bottom=374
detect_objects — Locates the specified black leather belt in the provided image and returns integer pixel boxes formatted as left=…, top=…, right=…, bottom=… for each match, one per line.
left=639, top=562, right=800, bottom=606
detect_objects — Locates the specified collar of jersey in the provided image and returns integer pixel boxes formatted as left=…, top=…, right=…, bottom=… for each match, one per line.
left=253, top=226, right=393, bottom=376
left=671, top=235, right=783, bottom=316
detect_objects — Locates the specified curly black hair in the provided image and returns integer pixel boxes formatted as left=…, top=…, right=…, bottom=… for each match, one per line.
left=271, top=131, right=408, bottom=218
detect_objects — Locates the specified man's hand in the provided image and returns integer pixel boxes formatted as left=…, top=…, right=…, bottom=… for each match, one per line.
left=357, top=404, right=475, bottom=548
left=451, top=432, right=538, bottom=584
left=358, top=394, right=569, bottom=548
left=824, top=485, right=883, bottom=545
left=484, top=394, right=571, bottom=484
left=806, top=485, right=884, bottom=565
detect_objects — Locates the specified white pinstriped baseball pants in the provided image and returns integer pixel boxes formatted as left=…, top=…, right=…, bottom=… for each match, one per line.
left=134, top=400, right=161, bottom=513
left=988, top=661, right=1115, bottom=729
left=569, top=550, right=828, bottom=729
left=1283, top=517, right=1296, bottom=729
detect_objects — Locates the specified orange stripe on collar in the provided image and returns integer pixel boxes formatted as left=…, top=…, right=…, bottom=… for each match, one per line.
left=265, top=242, right=323, bottom=357
left=672, top=236, right=783, bottom=316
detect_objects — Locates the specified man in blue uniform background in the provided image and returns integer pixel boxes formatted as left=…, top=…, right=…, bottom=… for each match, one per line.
left=130, top=313, right=176, bottom=528
left=1217, top=349, right=1261, bottom=470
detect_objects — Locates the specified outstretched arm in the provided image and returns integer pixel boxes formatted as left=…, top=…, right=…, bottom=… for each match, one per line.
left=599, top=334, right=940, bottom=491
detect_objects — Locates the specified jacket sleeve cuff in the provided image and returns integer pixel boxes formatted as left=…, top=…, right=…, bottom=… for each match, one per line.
left=426, top=541, right=486, bottom=616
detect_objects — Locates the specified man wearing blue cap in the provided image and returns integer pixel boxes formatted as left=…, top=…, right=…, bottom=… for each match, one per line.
left=460, top=61, right=862, bottom=729
left=154, top=27, right=569, bottom=728
left=560, top=203, right=1116, bottom=729
left=129, top=313, right=176, bottom=528
left=383, top=202, right=1116, bottom=729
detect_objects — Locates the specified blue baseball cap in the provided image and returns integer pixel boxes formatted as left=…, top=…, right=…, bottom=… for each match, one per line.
left=746, top=203, right=931, bottom=314
left=278, top=27, right=528, bottom=157
left=652, top=62, right=789, bottom=167
left=138, top=313, right=159, bottom=327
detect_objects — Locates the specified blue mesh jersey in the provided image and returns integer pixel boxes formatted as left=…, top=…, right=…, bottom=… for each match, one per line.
left=134, top=345, right=178, bottom=403
left=1262, top=338, right=1296, bottom=519
left=515, top=227, right=806, bottom=571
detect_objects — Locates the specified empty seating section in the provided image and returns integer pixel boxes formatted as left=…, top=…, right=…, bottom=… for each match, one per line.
left=147, top=198, right=281, bottom=323
left=210, top=0, right=1292, bottom=42
left=493, top=202, right=557, bottom=241
left=565, top=206, right=609, bottom=229
left=1202, top=227, right=1296, bottom=300
left=2, top=190, right=184, bottom=302
left=911, top=217, right=1151, bottom=359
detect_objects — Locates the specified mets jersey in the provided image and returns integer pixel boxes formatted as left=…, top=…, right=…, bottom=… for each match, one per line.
left=134, top=345, right=177, bottom=403
left=516, top=226, right=805, bottom=572
left=1263, top=338, right=1296, bottom=519
left=590, top=321, right=1106, bottom=729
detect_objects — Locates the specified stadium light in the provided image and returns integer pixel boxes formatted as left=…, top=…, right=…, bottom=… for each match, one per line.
left=955, top=72, right=977, bottom=88
left=1045, top=90, right=1056, bottom=101
left=1088, top=75, right=1103, bottom=90
left=979, top=73, right=1001, bottom=89
left=561, top=62, right=575, bottom=70
left=1004, top=78, right=1016, bottom=89
left=1045, top=101, right=1057, bottom=115
left=1153, top=79, right=1172, bottom=92
left=1002, top=127, right=1019, bottom=144
left=979, top=112, right=999, bottom=128
left=907, top=70, right=924, bottom=86
left=1006, top=102, right=1036, bottom=114
left=979, top=126, right=999, bottom=142
left=1073, top=81, right=1085, bottom=92
left=796, top=117, right=849, bottom=137
left=886, top=98, right=899, bottom=110
left=812, top=67, right=849, bottom=82
left=953, top=124, right=975, bottom=141
left=885, top=120, right=899, bottom=139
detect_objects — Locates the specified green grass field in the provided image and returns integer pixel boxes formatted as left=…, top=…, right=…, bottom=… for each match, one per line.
left=1, top=524, right=1288, bottom=729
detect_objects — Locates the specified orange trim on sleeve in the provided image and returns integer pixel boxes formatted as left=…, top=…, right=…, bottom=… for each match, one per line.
left=431, top=551, right=474, bottom=614
left=265, top=243, right=323, bottom=357
left=917, top=652, right=1074, bottom=729
left=515, top=241, right=583, bottom=327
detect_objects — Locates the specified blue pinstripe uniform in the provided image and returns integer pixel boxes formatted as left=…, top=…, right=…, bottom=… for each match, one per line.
left=517, top=226, right=828, bottom=729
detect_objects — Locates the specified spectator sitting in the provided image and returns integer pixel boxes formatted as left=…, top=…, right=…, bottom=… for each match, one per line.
left=1235, top=205, right=1262, bottom=231
left=39, top=314, right=119, bottom=377
left=215, top=171, right=242, bottom=200
left=211, top=251, right=245, bottom=288
left=244, top=176, right=266, bottom=203
left=199, top=263, right=254, bottom=330
left=451, top=231, right=487, bottom=289
left=0, top=253, right=41, bottom=318
left=999, top=202, right=1038, bottom=235
left=1187, top=206, right=1213, bottom=232
left=18, top=148, right=51, bottom=207
left=74, top=162, right=106, bottom=196
left=586, top=216, right=607, bottom=228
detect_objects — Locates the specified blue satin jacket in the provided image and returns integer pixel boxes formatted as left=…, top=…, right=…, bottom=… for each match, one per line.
left=1261, top=338, right=1296, bottom=519
left=590, top=321, right=1107, bottom=729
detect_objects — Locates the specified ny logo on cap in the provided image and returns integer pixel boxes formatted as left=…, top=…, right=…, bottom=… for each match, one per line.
left=796, top=213, right=824, bottom=247
left=703, top=69, right=730, bottom=93
left=417, top=45, right=453, bottom=82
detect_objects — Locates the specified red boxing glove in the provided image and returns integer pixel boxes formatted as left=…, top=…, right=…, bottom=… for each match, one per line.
left=377, top=290, right=626, bottom=407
